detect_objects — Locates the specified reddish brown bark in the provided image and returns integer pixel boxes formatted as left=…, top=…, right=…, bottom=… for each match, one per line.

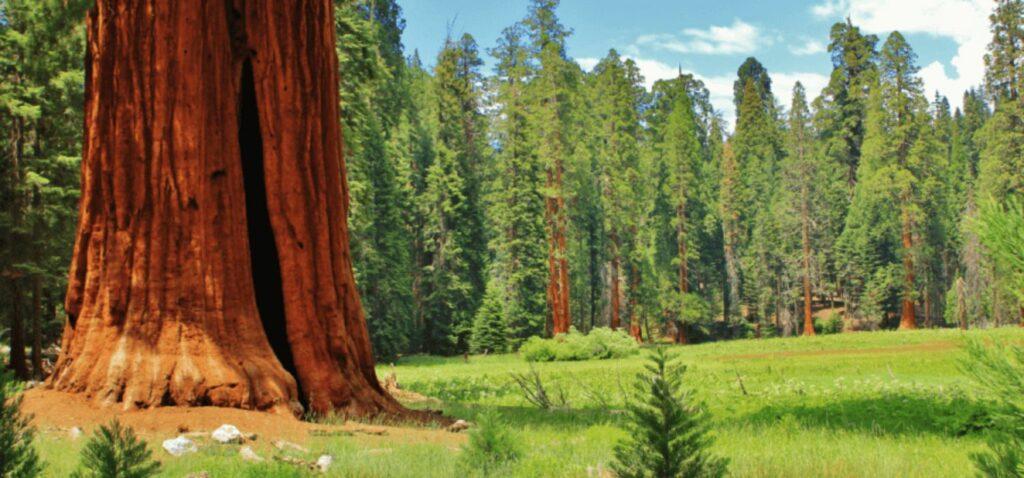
left=610, top=234, right=621, bottom=330
left=49, top=0, right=409, bottom=419
left=628, top=263, right=642, bottom=342
left=801, top=184, right=815, bottom=336
left=899, top=213, right=917, bottom=330
left=546, top=160, right=571, bottom=335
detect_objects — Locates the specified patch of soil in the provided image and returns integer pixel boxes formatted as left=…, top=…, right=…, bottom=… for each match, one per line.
left=716, top=340, right=957, bottom=361
left=21, top=389, right=459, bottom=446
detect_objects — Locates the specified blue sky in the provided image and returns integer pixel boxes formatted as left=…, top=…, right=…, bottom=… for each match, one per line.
left=397, top=0, right=993, bottom=128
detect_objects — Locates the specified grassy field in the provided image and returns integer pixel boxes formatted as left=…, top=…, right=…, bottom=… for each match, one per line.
left=35, top=327, right=1021, bottom=477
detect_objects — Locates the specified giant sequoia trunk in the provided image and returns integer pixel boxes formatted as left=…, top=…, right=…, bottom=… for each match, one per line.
left=49, top=0, right=407, bottom=418
left=546, top=161, right=571, bottom=336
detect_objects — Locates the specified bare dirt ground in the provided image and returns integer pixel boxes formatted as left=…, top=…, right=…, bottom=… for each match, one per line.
left=22, top=389, right=461, bottom=447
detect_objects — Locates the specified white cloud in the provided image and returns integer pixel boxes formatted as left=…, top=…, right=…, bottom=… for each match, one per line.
left=810, top=0, right=991, bottom=109
left=635, top=19, right=767, bottom=55
left=773, top=72, right=831, bottom=110
left=576, top=57, right=599, bottom=72
left=790, top=39, right=826, bottom=56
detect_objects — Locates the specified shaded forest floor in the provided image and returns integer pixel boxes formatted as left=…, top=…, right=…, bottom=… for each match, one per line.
left=29, top=327, right=1021, bottom=477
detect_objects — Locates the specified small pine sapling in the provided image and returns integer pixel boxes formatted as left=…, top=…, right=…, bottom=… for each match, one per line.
left=72, top=420, right=161, bottom=478
left=0, top=371, right=43, bottom=477
left=612, top=348, right=727, bottom=478
left=460, top=409, right=520, bottom=476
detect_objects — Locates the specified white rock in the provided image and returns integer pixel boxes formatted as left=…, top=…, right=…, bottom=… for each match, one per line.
left=239, top=445, right=263, bottom=462
left=68, top=427, right=83, bottom=440
left=211, top=424, right=243, bottom=444
left=162, top=436, right=198, bottom=456
left=316, top=455, right=333, bottom=473
left=447, top=419, right=470, bottom=432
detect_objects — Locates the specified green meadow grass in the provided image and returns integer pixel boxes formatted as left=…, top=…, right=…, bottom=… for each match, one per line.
left=36, top=327, right=1021, bottom=477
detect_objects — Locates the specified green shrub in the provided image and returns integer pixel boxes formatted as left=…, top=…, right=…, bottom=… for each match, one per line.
left=612, top=348, right=727, bottom=478
left=460, top=410, right=520, bottom=476
left=520, top=327, right=639, bottom=362
left=814, top=312, right=844, bottom=335
left=0, top=371, right=43, bottom=478
left=72, top=420, right=160, bottom=478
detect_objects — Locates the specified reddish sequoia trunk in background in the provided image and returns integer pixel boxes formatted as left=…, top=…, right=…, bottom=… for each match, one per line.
left=49, top=0, right=409, bottom=418
left=609, top=234, right=621, bottom=330
left=801, top=184, right=815, bottom=336
left=546, top=160, right=571, bottom=336
left=899, top=211, right=917, bottom=330
left=628, top=264, right=642, bottom=342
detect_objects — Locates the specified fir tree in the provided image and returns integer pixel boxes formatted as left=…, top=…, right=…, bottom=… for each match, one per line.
left=71, top=420, right=160, bottom=478
left=612, top=348, right=728, bottom=478
left=0, top=371, right=42, bottom=478
left=470, top=282, right=510, bottom=354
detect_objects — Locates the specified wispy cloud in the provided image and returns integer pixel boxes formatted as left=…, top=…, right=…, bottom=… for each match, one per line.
left=634, top=19, right=767, bottom=55
left=789, top=39, right=826, bottom=56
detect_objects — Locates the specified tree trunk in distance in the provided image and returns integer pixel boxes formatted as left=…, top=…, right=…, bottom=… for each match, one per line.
left=49, top=0, right=418, bottom=420
left=801, top=184, right=815, bottom=336
left=899, top=212, right=917, bottom=330
left=7, top=280, right=28, bottom=380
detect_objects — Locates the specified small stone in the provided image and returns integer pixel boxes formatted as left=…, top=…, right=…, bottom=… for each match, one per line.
left=272, top=439, right=309, bottom=453
left=211, top=424, right=243, bottom=444
left=162, top=436, right=198, bottom=456
left=239, top=445, right=263, bottom=462
left=447, top=419, right=470, bottom=433
left=316, top=455, right=333, bottom=473
left=68, top=427, right=83, bottom=440
left=185, top=472, right=209, bottom=478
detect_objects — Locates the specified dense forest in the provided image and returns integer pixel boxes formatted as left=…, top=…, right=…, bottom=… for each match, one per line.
left=1, top=0, right=1022, bottom=370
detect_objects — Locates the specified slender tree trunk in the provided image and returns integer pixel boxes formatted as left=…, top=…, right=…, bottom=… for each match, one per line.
left=49, top=0, right=414, bottom=419
left=801, top=184, right=815, bottom=336
left=8, top=280, right=28, bottom=380
left=676, top=203, right=688, bottom=344
left=899, top=210, right=917, bottom=330
left=610, top=256, right=621, bottom=330
left=629, top=263, right=642, bottom=342
left=31, top=273, right=42, bottom=380
left=6, top=114, right=28, bottom=380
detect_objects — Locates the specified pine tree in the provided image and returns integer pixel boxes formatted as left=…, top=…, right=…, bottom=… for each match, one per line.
left=592, top=51, right=645, bottom=332
left=976, top=0, right=1024, bottom=325
left=486, top=23, right=547, bottom=345
left=470, top=282, right=510, bottom=354
left=611, top=348, right=728, bottom=478
left=1, top=0, right=89, bottom=380
left=0, top=371, right=42, bottom=478
left=526, top=0, right=574, bottom=335
left=730, top=63, right=783, bottom=328
left=653, top=75, right=703, bottom=343
left=72, top=420, right=160, bottom=478
left=839, top=32, right=931, bottom=329
left=422, top=34, right=489, bottom=354
left=335, top=0, right=415, bottom=359
left=781, top=83, right=819, bottom=335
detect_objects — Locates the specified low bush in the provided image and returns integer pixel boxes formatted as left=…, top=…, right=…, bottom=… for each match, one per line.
left=520, top=327, right=639, bottom=362
left=71, top=419, right=160, bottom=478
left=815, top=312, right=844, bottom=335
left=0, top=370, right=42, bottom=478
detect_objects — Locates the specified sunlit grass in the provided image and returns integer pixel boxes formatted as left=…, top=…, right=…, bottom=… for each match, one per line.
left=34, top=327, right=1019, bottom=476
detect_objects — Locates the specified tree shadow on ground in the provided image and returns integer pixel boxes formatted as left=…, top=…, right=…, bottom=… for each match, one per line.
left=736, top=394, right=993, bottom=438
